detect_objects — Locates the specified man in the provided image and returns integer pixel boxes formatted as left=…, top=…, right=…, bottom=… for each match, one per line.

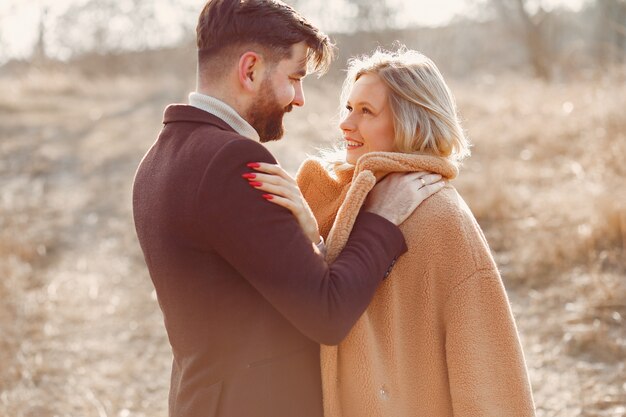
left=133, top=1, right=442, bottom=416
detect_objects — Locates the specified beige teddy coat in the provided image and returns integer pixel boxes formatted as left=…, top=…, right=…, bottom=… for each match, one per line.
left=297, top=152, right=536, bottom=417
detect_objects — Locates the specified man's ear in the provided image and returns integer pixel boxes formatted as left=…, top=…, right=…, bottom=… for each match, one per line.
left=237, top=51, right=263, bottom=93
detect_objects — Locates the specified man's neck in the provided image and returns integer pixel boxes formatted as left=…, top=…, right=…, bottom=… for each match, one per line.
left=189, top=92, right=260, bottom=141
left=196, top=85, right=247, bottom=117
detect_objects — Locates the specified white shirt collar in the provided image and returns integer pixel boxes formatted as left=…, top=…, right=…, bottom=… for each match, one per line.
left=188, top=92, right=260, bottom=141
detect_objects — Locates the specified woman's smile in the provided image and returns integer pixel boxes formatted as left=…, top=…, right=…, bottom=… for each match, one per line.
left=345, top=137, right=364, bottom=149
left=340, top=73, right=396, bottom=164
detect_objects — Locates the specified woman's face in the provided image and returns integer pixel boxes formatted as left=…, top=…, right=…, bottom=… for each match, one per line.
left=340, top=73, right=396, bottom=164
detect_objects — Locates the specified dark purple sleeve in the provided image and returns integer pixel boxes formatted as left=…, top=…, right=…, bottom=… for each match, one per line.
left=196, top=139, right=407, bottom=345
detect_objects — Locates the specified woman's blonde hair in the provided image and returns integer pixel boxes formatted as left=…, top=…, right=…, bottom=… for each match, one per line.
left=339, top=47, right=470, bottom=163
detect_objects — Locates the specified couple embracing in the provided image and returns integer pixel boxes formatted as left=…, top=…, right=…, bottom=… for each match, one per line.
left=132, top=0, right=536, bottom=416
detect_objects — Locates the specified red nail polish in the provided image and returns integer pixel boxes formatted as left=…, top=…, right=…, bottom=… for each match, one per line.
left=262, top=194, right=273, bottom=200
left=247, top=163, right=261, bottom=168
left=242, top=173, right=256, bottom=179
left=249, top=181, right=262, bottom=187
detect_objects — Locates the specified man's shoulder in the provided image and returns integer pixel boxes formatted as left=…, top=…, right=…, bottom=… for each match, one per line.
left=204, top=136, right=277, bottom=170
left=159, top=104, right=273, bottom=162
left=189, top=124, right=250, bottom=149
left=163, top=104, right=231, bottom=130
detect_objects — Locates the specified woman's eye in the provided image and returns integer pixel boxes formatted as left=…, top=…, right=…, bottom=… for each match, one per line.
left=362, top=107, right=371, bottom=114
left=345, top=105, right=353, bottom=112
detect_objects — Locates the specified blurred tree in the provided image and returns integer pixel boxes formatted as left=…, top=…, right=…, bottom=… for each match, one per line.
left=489, top=0, right=552, bottom=79
left=346, top=0, right=396, bottom=31
left=288, top=0, right=397, bottom=32
left=32, top=7, right=48, bottom=62
left=54, top=0, right=197, bottom=58
left=593, top=0, right=626, bottom=65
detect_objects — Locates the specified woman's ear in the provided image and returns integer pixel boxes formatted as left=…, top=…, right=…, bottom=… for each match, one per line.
left=237, top=51, right=263, bottom=93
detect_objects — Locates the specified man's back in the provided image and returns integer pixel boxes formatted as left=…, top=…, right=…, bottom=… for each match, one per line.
left=133, top=105, right=407, bottom=416
left=133, top=105, right=326, bottom=416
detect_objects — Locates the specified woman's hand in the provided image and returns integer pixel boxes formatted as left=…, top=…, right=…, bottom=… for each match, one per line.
left=364, top=171, right=445, bottom=225
left=245, top=162, right=321, bottom=244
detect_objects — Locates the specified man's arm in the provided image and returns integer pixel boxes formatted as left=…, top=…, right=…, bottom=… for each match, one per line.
left=196, top=139, right=406, bottom=345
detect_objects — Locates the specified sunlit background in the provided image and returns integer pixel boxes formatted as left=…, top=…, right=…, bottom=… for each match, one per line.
left=1, top=1, right=625, bottom=416
left=1, top=0, right=588, bottom=63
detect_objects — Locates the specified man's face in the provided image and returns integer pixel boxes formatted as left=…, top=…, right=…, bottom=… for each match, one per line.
left=246, top=42, right=308, bottom=142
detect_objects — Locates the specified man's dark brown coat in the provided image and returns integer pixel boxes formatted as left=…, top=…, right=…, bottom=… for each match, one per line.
left=132, top=105, right=406, bottom=417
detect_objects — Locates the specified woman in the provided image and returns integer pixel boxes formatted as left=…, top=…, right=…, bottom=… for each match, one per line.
left=244, top=48, right=535, bottom=416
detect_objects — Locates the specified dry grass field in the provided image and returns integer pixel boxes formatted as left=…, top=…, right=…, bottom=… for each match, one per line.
left=0, top=64, right=624, bottom=417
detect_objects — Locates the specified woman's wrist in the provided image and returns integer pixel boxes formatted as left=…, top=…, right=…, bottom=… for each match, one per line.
left=309, top=230, right=321, bottom=245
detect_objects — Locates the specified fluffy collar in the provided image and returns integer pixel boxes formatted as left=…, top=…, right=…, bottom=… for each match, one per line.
left=335, top=151, right=458, bottom=183
left=298, top=152, right=458, bottom=262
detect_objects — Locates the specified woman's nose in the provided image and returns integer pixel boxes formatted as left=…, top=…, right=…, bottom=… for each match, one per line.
left=339, top=114, right=355, bottom=132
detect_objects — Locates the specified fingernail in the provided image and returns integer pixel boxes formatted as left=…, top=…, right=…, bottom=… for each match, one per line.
left=242, top=173, right=256, bottom=179
left=249, top=181, right=262, bottom=187
left=262, top=194, right=273, bottom=200
left=247, top=162, right=261, bottom=168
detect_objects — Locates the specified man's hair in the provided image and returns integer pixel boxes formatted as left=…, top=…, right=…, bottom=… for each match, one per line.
left=196, top=0, right=334, bottom=78
left=340, top=47, right=470, bottom=165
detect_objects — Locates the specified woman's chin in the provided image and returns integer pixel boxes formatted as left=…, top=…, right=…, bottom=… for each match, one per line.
left=345, top=150, right=362, bottom=165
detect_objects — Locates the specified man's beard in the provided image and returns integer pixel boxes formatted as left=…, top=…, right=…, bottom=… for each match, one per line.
left=246, top=78, right=293, bottom=143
